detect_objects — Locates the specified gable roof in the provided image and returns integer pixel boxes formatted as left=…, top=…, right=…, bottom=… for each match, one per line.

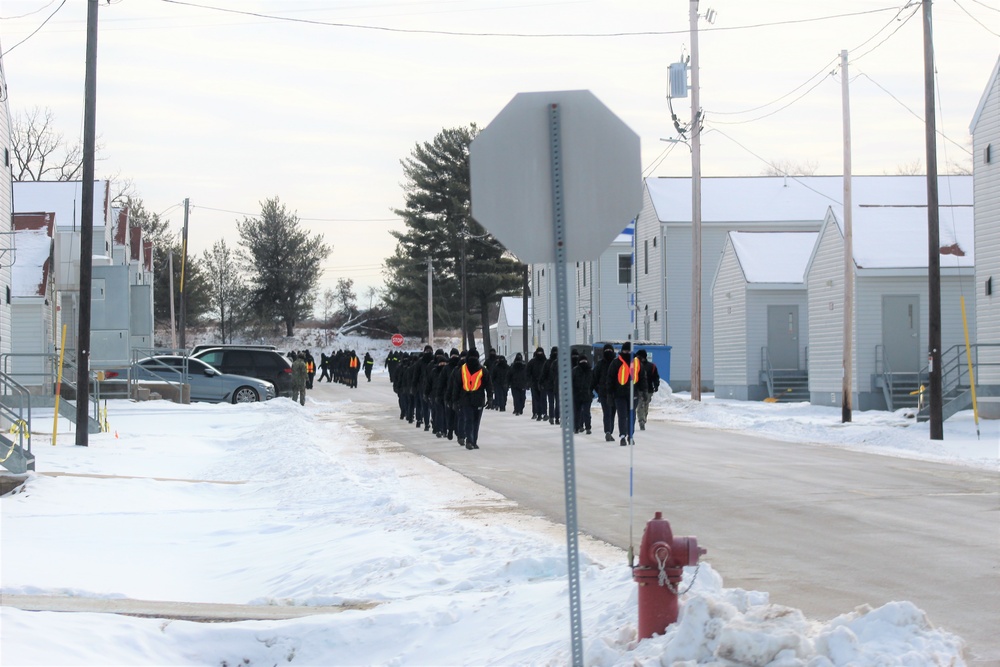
left=12, top=212, right=54, bottom=298
left=729, top=231, right=818, bottom=283
left=970, top=54, right=1000, bottom=134
left=499, top=296, right=532, bottom=327
left=12, top=180, right=110, bottom=229
left=644, top=175, right=971, bottom=225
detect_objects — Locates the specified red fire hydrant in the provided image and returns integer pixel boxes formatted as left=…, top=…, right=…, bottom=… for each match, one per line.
left=632, top=511, right=707, bottom=639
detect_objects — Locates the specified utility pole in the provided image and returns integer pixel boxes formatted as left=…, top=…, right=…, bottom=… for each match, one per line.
left=689, top=0, right=703, bottom=401
left=841, top=50, right=854, bottom=423
left=522, top=264, right=529, bottom=357
left=461, top=238, right=469, bottom=350
left=922, top=0, right=944, bottom=439
left=179, top=198, right=189, bottom=350
left=426, top=258, right=434, bottom=346
left=75, top=0, right=99, bottom=447
left=168, top=251, right=177, bottom=349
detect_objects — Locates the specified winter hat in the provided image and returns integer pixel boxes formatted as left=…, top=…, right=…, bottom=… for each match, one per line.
left=550, top=346, right=558, bottom=355
left=450, top=348, right=460, bottom=357
left=602, top=343, right=614, bottom=352
left=535, top=347, right=545, bottom=355
left=514, top=352, right=523, bottom=362
left=468, top=348, right=480, bottom=359
left=423, top=345, right=433, bottom=353
left=621, top=341, right=632, bottom=352
left=636, top=349, right=647, bottom=360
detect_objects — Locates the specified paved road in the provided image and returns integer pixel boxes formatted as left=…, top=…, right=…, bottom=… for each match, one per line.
left=317, top=376, right=1000, bottom=664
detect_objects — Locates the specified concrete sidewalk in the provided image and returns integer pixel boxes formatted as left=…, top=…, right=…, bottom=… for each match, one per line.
left=1, top=594, right=378, bottom=622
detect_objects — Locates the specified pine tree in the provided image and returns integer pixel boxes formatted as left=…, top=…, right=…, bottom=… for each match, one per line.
left=384, top=124, right=523, bottom=347
left=238, top=197, right=330, bottom=337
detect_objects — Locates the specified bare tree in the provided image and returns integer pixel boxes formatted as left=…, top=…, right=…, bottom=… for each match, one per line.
left=11, top=106, right=88, bottom=181
left=203, top=239, right=248, bottom=343
left=760, top=159, right=819, bottom=176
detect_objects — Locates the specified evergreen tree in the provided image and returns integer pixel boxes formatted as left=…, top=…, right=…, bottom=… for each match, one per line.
left=238, top=197, right=330, bottom=337
left=384, top=124, right=523, bottom=346
left=124, top=196, right=210, bottom=328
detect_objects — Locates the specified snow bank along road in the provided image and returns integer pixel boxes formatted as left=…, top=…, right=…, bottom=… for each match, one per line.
left=318, top=379, right=1000, bottom=664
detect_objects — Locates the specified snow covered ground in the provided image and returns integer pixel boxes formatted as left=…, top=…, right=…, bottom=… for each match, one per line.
left=1, top=373, right=994, bottom=666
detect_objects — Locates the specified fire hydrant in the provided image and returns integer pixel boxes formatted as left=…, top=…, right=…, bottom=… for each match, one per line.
left=632, top=511, right=707, bottom=639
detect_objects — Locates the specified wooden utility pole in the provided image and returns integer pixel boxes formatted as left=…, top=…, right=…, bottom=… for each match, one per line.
left=522, top=265, right=530, bottom=356
left=426, top=258, right=434, bottom=345
left=689, top=0, right=703, bottom=401
left=179, top=198, right=189, bottom=350
left=922, top=0, right=944, bottom=439
left=75, top=0, right=99, bottom=447
left=168, top=251, right=177, bottom=349
left=841, top=50, right=854, bottom=423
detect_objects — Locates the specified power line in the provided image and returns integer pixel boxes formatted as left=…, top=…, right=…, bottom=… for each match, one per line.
left=854, top=71, right=973, bottom=155
left=191, top=204, right=401, bottom=222
left=953, top=0, right=1000, bottom=36
left=1, top=0, right=67, bottom=57
left=1, top=0, right=56, bottom=21
left=156, top=0, right=903, bottom=39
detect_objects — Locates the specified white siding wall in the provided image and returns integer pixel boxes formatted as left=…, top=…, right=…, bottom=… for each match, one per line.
left=10, top=302, right=47, bottom=386
left=635, top=186, right=664, bottom=344
left=712, top=245, right=749, bottom=389
left=807, top=220, right=859, bottom=402
left=0, top=57, right=13, bottom=357
left=746, top=289, right=809, bottom=377
left=973, top=68, right=1000, bottom=385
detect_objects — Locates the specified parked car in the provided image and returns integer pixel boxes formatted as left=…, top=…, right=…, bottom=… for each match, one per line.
left=129, top=356, right=275, bottom=404
left=191, top=347, right=293, bottom=398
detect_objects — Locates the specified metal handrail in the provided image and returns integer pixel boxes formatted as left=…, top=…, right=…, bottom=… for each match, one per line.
left=0, top=352, right=102, bottom=424
left=0, top=370, right=32, bottom=461
left=760, top=347, right=775, bottom=398
left=127, top=348, right=194, bottom=403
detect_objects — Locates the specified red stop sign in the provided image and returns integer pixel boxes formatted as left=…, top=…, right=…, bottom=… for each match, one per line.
left=391, top=333, right=404, bottom=347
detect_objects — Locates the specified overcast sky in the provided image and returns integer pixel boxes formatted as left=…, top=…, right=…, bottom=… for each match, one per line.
left=3, top=0, right=997, bottom=305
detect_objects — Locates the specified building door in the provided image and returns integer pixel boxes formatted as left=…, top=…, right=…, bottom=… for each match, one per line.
left=882, top=295, right=920, bottom=372
left=767, top=305, right=799, bottom=369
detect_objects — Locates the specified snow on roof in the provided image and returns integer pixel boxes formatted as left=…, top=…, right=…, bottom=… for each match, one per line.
left=834, top=205, right=975, bottom=269
left=645, top=175, right=971, bottom=224
left=499, top=296, right=532, bottom=327
left=729, top=231, right=818, bottom=283
left=12, top=214, right=54, bottom=298
left=12, top=180, right=109, bottom=229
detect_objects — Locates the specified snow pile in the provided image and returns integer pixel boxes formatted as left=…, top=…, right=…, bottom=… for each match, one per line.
left=0, top=397, right=970, bottom=665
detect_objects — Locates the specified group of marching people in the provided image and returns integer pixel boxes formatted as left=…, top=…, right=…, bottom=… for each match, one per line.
left=287, top=348, right=376, bottom=406
left=390, top=346, right=492, bottom=450
left=389, top=341, right=661, bottom=450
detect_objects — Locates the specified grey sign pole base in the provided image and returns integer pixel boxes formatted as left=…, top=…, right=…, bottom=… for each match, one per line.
left=550, top=102, right=584, bottom=667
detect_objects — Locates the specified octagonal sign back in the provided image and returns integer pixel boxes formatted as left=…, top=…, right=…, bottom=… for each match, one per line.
left=470, top=90, right=641, bottom=264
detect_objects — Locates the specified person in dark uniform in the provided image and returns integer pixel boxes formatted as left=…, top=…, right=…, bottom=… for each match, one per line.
left=363, top=352, right=374, bottom=382
left=526, top=347, right=548, bottom=421
left=572, top=355, right=593, bottom=434
left=542, top=346, right=560, bottom=425
left=608, top=341, right=646, bottom=446
left=450, top=349, right=492, bottom=450
left=594, top=343, right=618, bottom=442
left=508, top=352, right=528, bottom=416
left=492, top=354, right=509, bottom=412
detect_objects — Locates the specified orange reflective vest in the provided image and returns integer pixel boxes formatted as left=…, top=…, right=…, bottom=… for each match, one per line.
left=616, top=356, right=640, bottom=385
left=306, top=361, right=315, bottom=374
left=350, top=357, right=359, bottom=369
left=462, top=364, right=483, bottom=392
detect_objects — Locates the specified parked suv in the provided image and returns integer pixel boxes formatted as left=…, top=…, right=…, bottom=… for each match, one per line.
left=192, top=347, right=293, bottom=398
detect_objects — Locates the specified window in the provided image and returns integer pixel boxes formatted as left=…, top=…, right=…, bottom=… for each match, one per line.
left=644, top=240, right=649, bottom=275
left=618, top=254, right=632, bottom=285
left=583, top=263, right=587, bottom=286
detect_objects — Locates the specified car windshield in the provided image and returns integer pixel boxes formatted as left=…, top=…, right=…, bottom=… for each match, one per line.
left=139, top=357, right=219, bottom=374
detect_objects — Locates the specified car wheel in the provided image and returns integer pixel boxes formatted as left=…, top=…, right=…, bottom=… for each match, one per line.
left=233, top=386, right=260, bottom=404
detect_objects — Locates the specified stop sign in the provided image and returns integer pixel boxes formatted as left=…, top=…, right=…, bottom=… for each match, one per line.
left=391, top=333, right=404, bottom=347
left=469, top=90, right=641, bottom=263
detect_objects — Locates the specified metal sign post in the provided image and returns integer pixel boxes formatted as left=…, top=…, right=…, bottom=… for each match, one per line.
left=548, top=102, right=583, bottom=665
left=469, top=90, right=640, bottom=666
